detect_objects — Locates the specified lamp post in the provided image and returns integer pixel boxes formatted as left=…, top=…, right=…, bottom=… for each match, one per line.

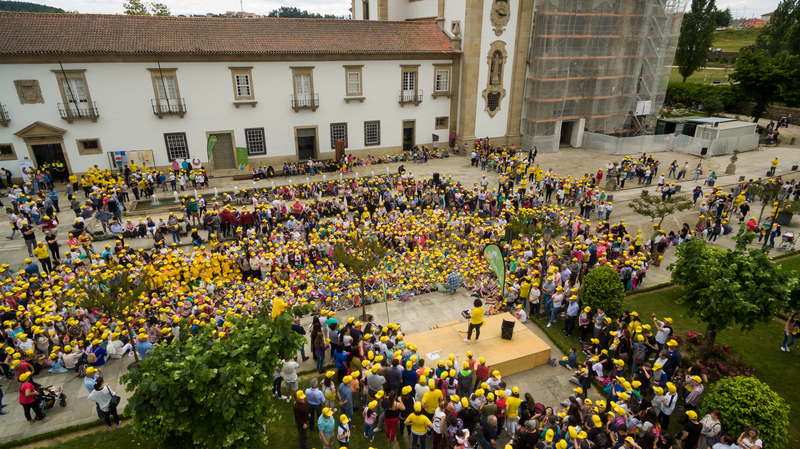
left=763, top=190, right=789, bottom=249
left=543, top=225, right=553, bottom=246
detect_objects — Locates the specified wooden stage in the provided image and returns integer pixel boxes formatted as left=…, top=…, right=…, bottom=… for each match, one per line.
left=404, top=313, right=552, bottom=377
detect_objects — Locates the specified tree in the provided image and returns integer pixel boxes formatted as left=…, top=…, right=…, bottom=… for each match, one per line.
left=123, top=0, right=170, bottom=16
left=69, top=267, right=152, bottom=367
left=675, top=0, right=717, bottom=82
left=701, top=95, right=723, bottom=116
left=121, top=302, right=313, bottom=448
left=332, top=236, right=388, bottom=320
left=0, top=1, right=66, bottom=12
left=267, top=6, right=339, bottom=18
left=668, top=233, right=797, bottom=361
left=729, top=49, right=800, bottom=121
left=504, top=209, right=565, bottom=244
left=701, top=377, right=790, bottom=448
left=712, top=7, right=732, bottom=27
left=628, top=195, right=693, bottom=227
left=755, top=0, right=800, bottom=57
left=578, top=267, right=626, bottom=320
left=745, top=179, right=783, bottom=223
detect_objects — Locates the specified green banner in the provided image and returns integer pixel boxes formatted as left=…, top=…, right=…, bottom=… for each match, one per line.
left=483, top=244, right=506, bottom=298
left=236, top=147, right=249, bottom=171
left=207, top=135, right=217, bottom=161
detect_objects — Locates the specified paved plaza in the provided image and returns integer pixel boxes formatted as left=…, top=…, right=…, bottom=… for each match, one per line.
left=1, top=142, right=799, bottom=443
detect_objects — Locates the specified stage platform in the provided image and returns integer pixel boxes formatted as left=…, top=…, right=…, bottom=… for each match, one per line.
left=404, top=313, right=552, bottom=377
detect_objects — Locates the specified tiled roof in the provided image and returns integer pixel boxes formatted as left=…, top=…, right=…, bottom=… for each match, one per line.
left=0, top=12, right=456, bottom=56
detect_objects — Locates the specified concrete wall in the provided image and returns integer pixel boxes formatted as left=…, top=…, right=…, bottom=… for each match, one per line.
left=729, top=103, right=800, bottom=122
left=583, top=132, right=759, bottom=156
left=0, top=58, right=453, bottom=177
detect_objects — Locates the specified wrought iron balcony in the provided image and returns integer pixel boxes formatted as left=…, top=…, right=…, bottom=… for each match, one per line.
left=0, top=104, right=8, bottom=127
left=399, top=90, right=423, bottom=106
left=152, top=98, right=187, bottom=118
left=58, top=102, right=99, bottom=123
left=291, top=94, right=319, bottom=112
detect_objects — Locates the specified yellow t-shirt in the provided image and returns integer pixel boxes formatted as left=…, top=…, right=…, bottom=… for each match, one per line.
left=470, top=307, right=485, bottom=325
left=423, top=389, right=443, bottom=414
left=33, top=246, right=49, bottom=260
left=406, top=412, right=432, bottom=434
left=505, top=396, right=521, bottom=419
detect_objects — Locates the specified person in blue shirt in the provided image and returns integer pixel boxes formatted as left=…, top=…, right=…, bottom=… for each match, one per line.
left=334, top=344, right=349, bottom=384
left=135, top=333, right=154, bottom=360
left=100, top=245, right=114, bottom=263
left=90, top=339, right=107, bottom=366
left=84, top=367, right=102, bottom=393
left=337, top=374, right=353, bottom=423
left=23, top=259, right=40, bottom=277
left=559, top=347, right=578, bottom=369
left=304, top=378, right=326, bottom=432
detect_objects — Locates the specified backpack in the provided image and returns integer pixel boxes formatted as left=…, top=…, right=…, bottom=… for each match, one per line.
left=86, top=351, right=98, bottom=364
left=633, top=343, right=647, bottom=364
left=594, top=431, right=608, bottom=447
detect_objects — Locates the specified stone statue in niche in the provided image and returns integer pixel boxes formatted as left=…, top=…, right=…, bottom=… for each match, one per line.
left=490, top=52, right=503, bottom=85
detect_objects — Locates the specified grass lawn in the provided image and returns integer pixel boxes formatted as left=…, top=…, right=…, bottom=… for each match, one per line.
left=45, top=374, right=397, bottom=449
left=712, top=29, right=759, bottom=52
left=668, top=66, right=730, bottom=84
left=537, top=254, right=800, bottom=446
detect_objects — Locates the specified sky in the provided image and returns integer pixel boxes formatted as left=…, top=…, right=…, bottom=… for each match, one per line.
left=39, top=0, right=779, bottom=19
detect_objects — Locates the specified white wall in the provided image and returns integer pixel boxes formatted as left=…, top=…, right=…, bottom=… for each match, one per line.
left=473, top=0, right=517, bottom=139
left=0, top=58, right=453, bottom=174
left=387, top=0, right=438, bottom=21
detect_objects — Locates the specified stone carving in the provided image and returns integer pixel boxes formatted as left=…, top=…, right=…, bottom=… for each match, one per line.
left=606, top=163, right=619, bottom=191
left=482, top=41, right=508, bottom=118
left=14, top=80, right=44, bottom=104
left=725, top=150, right=738, bottom=175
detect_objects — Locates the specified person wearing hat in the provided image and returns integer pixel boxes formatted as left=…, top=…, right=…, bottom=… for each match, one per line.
left=652, top=314, right=673, bottom=351
left=18, top=371, right=51, bottom=424
left=683, top=375, right=704, bottom=414
left=677, top=409, right=703, bottom=449
left=293, top=390, right=312, bottom=449
left=562, top=295, right=580, bottom=336
left=317, top=407, right=336, bottom=449
left=663, top=339, right=682, bottom=381
left=404, top=402, right=432, bottom=449
left=337, top=373, right=354, bottom=424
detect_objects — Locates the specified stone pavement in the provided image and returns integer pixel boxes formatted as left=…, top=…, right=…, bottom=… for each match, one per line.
left=1, top=144, right=800, bottom=442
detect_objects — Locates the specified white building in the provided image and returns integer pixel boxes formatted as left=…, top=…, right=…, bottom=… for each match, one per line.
left=0, top=13, right=457, bottom=180
left=0, top=0, right=684, bottom=181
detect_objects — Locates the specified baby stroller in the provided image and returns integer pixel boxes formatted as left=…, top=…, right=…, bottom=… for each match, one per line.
left=37, top=385, right=67, bottom=410
left=779, top=232, right=796, bottom=251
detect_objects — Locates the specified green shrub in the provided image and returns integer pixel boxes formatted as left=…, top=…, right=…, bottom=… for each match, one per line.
left=701, top=377, right=790, bottom=449
left=666, top=82, right=744, bottom=111
left=578, top=266, right=625, bottom=319
left=674, top=102, right=685, bottom=109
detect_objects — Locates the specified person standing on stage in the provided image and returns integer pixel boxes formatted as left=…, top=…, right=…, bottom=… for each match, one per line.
left=464, top=299, right=485, bottom=343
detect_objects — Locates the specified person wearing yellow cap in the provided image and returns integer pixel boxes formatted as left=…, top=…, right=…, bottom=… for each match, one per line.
left=683, top=375, right=704, bottom=415
left=659, top=381, right=679, bottom=428
left=18, top=370, right=51, bottom=424
left=404, top=402, right=432, bottom=448
left=652, top=313, right=674, bottom=351
left=293, top=390, right=311, bottom=448
left=662, top=338, right=682, bottom=381
left=337, top=369, right=354, bottom=424
left=677, top=409, right=702, bottom=449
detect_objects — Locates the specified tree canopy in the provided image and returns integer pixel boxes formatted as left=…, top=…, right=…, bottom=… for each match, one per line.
left=332, top=236, right=388, bottom=318
left=121, top=302, right=312, bottom=448
left=267, top=6, right=341, bottom=18
left=0, top=1, right=64, bottom=12
left=712, top=7, right=732, bottom=27
left=668, top=232, right=797, bottom=360
left=628, top=194, right=693, bottom=226
left=123, top=0, right=170, bottom=16
left=675, top=0, right=717, bottom=82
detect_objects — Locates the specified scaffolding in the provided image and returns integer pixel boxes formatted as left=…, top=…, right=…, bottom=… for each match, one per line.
left=520, top=0, right=687, bottom=152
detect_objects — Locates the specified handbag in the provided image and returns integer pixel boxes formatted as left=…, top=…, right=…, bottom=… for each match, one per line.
left=108, top=386, right=121, bottom=406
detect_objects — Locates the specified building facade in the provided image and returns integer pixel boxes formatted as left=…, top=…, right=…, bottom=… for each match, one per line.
left=0, top=14, right=458, bottom=180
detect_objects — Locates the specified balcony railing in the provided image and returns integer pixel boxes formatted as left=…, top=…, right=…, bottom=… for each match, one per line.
left=399, top=90, right=423, bottom=106
left=0, top=104, right=8, bottom=127
left=58, top=102, right=99, bottom=123
left=291, top=94, right=319, bottom=112
left=152, top=98, right=187, bottom=118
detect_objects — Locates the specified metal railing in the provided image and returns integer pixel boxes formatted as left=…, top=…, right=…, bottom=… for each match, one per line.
left=291, top=94, right=319, bottom=109
left=398, top=90, right=424, bottom=104
left=57, top=102, right=99, bottom=120
left=152, top=98, right=187, bottom=116
left=0, top=104, right=8, bottom=124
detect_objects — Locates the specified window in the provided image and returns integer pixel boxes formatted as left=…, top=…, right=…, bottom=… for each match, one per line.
left=245, top=128, right=266, bottom=156
left=76, top=138, right=102, bottom=155
left=435, top=69, right=450, bottom=92
left=148, top=68, right=183, bottom=114
left=330, top=123, right=348, bottom=149
left=52, top=69, right=97, bottom=121
left=435, top=117, right=449, bottom=130
left=230, top=67, right=255, bottom=103
left=403, top=71, right=416, bottom=94
left=363, top=0, right=369, bottom=19
left=400, top=65, right=421, bottom=105
left=164, top=133, right=189, bottom=161
left=291, top=67, right=317, bottom=111
left=0, top=144, right=15, bottom=160
left=364, top=121, right=380, bottom=146
left=487, top=92, right=500, bottom=111
left=344, top=65, right=363, bottom=97
left=701, top=131, right=712, bottom=140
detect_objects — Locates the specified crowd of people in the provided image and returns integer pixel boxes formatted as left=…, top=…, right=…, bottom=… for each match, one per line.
left=0, top=144, right=780, bottom=448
